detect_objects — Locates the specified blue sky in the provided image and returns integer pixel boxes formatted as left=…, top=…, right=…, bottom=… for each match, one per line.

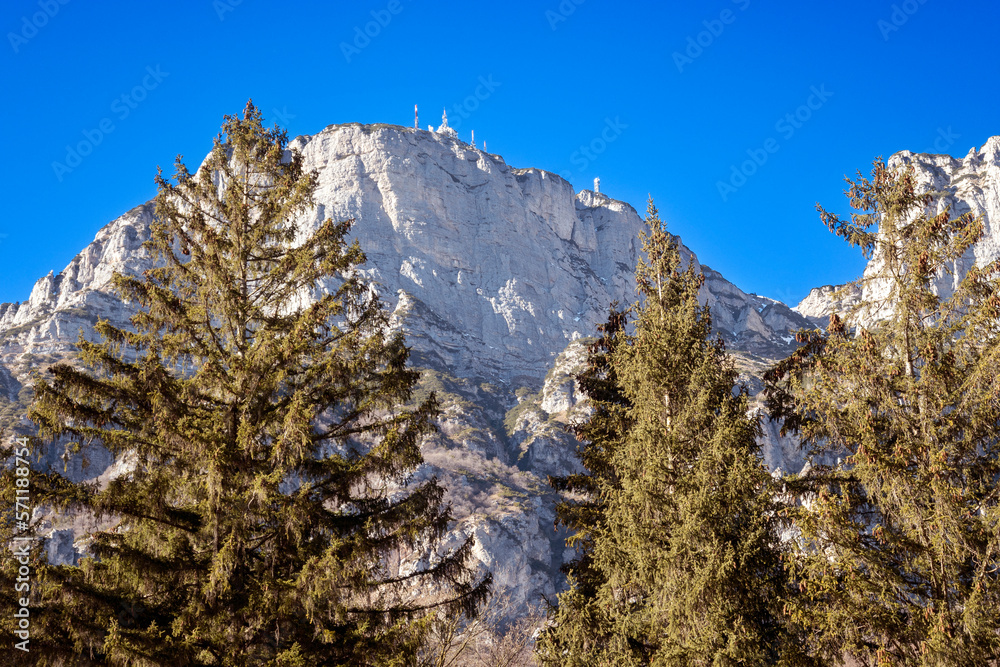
left=2, top=0, right=998, bottom=307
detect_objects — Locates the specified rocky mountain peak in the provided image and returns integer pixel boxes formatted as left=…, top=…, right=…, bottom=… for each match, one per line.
left=1, top=123, right=809, bottom=384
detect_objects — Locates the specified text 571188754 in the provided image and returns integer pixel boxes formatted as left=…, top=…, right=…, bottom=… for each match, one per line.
left=11, top=436, right=32, bottom=653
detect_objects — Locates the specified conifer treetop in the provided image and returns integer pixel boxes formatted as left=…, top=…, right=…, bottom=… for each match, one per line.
left=13, top=101, right=488, bottom=666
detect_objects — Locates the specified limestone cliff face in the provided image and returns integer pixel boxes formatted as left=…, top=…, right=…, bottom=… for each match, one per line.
left=701, top=266, right=809, bottom=357
left=867, top=137, right=1000, bottom=314
left=0, top=203, right=153, bottom=368
left=796, top=137, right=1000, bottom=326
left=284, top=125, right=646, bottom=382
left=891, top=137, right=1000, bottom=280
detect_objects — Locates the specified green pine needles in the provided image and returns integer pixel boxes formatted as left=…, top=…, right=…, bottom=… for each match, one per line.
left=538, top=201, right=804, bottom=666
left=764, top=158, right=1000, bottom=665
left=3, top=102, right=488, bottom=666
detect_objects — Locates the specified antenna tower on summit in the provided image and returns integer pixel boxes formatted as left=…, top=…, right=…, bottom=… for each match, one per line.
left=414, top=104, right=418, bottom=129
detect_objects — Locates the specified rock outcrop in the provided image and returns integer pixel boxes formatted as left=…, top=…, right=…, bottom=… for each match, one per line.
left=793, top=283, right=862, bottom=328
left=796, top=137, right=1000, bottom=327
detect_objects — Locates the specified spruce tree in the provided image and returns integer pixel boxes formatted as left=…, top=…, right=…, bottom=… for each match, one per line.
left=535, top=303, right=632, bottom=663
left=538, top=202, right=804, bottom=666
left=764, top=158, right=1000, bottom=665
left=2, top=101, right=488, bottom=666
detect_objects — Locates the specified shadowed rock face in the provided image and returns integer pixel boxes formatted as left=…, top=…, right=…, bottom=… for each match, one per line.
left=6, top=123, right=994, bottom=620
left=0, top=365, right=19, bottom=401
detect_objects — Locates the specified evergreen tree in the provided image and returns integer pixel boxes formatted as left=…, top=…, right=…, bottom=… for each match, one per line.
left=764, top=158, right=1000, bottom=665
left=538, top=202, right=804, bottom=666
left=535, top=302, right=632, bottom=663
left=2, top=101, right=488, bottom=666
